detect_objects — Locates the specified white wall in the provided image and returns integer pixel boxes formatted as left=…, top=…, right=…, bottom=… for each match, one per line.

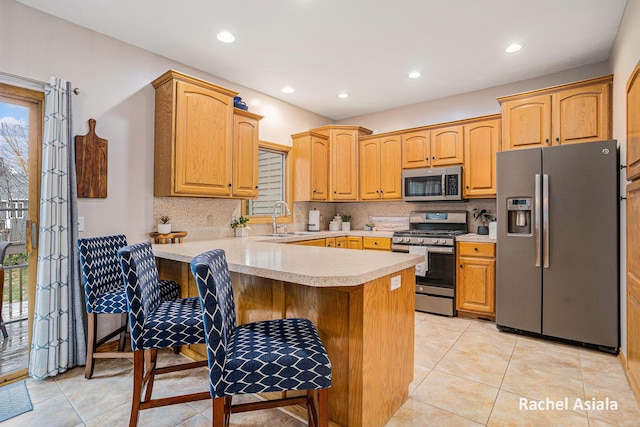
left=0, top=0, right=331, bottom=243
left=609, top=0, right=640, bottom=358
left=336, top=63, right=610, bottom=132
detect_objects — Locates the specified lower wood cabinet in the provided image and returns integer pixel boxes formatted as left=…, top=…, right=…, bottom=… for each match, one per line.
left=362, top=236, right=391, bottom=251
left=325, top=237, right=336, bottom=247
left=347, top=236, right=363, bottom=249
left=456, top=241, right=496, bottom=318
left=294, top=238, right=326, bottom=247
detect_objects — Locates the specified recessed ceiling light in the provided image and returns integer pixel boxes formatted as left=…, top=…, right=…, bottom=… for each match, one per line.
left=505, top=43, right=523, bottom=53
left=337, top=93, right=349, bottom=99
left=408, top=71, right=422, bottom=79
left=216, top=31, right=235, bottom=43
left=281, top=86, right=295, bottom=94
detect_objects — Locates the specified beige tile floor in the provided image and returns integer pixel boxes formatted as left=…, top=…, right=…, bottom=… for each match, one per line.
left=4, top=312, right=640, bottom=426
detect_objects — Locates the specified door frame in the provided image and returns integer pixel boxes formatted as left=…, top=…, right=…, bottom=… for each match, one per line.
left=0, top=83, right=43, bottom=383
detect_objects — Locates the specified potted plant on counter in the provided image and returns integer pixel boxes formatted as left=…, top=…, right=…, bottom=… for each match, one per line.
left=341, top=214, right=352, bottom=231
left=157, top=216, right=172, bottom=234
left=472, top=208, right=492, bottom=235
left=231, top=216, right=250, bottom=237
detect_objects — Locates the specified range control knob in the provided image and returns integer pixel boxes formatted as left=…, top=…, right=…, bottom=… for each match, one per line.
left=432, top=238, right=438, bottom=244
left=438, top=238, right=446, bottom=244
left=417, top=238, right=424, bottom=243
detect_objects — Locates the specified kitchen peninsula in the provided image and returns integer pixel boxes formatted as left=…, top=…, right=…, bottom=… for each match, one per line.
left=152, top=235, right=422, bottom=427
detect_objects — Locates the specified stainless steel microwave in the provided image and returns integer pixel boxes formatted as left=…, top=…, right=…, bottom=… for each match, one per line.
left=402, top=166, right=463, bottom=201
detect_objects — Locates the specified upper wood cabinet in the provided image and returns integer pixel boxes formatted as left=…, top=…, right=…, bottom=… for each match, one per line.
left=463, top=117, right=501, bottom=198
left=401, top=126, right=463, bottom=169
left=292, top=131, right=329, bottom=201
left=431, top=125, right=464, bottom=165
left=401, top=131, right=430, bottom=169
left=499, top=75, right=612, bottom=151
left=232, top=109, right=263, bottom=198
left=359, top=135, right=402, bottom=200
left=316, top=126, right=372, bottom=201
left=152, top=70, right=261, bottom=198
left=293, top=126, right=371, bottom=202
left=628, top=60, right=640, bottom=181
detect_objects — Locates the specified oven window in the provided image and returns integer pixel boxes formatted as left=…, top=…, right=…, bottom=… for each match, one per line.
left=404, top=175, right=442, bottom=197
left=423, top=251, right=455, bottom=288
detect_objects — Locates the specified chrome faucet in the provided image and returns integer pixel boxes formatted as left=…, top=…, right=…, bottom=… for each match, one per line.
left=272, top=201, right=291, bottom=234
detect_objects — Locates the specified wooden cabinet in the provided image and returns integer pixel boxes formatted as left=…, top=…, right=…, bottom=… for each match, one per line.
left=325, top=237, right=336, bottom=248
left=628, top=60, right=640, bottom=181
left=347, top=236, right=363, bottom=249
left=329, top=127, right=360, bottom=201
left=359, top=135, right=402, bottom=200
left=294, top=238, right=326, bottom=247
left=456, top=242, right=496, bottom=318
left=463, top=117, right=501, bottom=198
left=335, top=236, right=347, bottom=248
left=232, top=109, right=262, bottom=198
left=401, top=126, right=463, bottom=169
left=431, top=125, right=464, bottom=166
left=499, top=76, right=612, bottom=151
left=401, top=131, right=430, bottom=169
left=292, top=131, right=329, bottom=201
left=362, top=236, right=391, bottom=251
left=627, top=165, right=640, bottom=399
left=152, top=70, right=261, bottom=198
left=293, top=126, right=371, bottom=202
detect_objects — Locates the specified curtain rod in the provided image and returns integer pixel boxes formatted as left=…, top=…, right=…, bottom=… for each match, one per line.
left=0, top=71, right=80, bottom=95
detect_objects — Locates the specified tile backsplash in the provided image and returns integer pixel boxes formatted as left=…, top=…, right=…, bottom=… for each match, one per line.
left=154, top=197, right=497, bottom=240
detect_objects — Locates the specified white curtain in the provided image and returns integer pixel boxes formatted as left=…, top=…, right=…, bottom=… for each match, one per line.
left=29, top=77, right=85, bottom=379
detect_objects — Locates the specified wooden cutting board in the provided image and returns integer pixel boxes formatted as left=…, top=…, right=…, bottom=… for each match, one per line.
left=75, top=118, right=107, bottom=198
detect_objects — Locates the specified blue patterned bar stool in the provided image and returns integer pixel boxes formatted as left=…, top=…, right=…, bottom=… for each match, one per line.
left=117, top=242, right=210, bottom=427
left=78, top=235, right=180, bottom=379
left=190, top=249, right=332, bottom=427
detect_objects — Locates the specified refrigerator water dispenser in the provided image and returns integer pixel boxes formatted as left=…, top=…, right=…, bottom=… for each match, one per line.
left=507, top=197, right=532, bottom=235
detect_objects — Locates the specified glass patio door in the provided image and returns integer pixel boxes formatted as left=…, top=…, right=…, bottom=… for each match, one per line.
left=0, top=83, right=43, bottom=383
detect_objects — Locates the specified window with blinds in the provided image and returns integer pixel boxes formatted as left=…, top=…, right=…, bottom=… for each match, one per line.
left=246, top=148, right=286, bottom=216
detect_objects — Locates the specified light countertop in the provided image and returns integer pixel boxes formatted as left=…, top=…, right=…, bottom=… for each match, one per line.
left=152, top=231, right=421, bottom=287
left=456, top=233, right=496, bottom=244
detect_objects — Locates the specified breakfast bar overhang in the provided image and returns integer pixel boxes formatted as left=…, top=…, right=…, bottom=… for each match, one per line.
left=152, top=236, right=422, bottom=427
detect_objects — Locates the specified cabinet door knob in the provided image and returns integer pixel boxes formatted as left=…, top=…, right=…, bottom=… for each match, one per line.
left=466, top=185, right=469, bottom=189
left=228, top=183, right=232, bottom=187
left=474, top=247, right=478, bottom=251
left=556, top=137, right=560, bottom=142
left=459, top=264, right=463, bottom=269
left=545, top=139, right=550, bottom=144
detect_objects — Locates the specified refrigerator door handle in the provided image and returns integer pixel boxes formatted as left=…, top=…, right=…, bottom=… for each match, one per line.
left=543, top=173, right=550, bottom=268
left=535, top=174, right=541, bottom=267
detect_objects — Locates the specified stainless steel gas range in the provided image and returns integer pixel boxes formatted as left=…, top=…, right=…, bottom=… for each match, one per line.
left=392, top=211, right=467, bottom=316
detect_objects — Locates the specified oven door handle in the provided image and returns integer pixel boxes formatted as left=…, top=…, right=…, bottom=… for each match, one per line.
left=426, top=246, right=455, bottom=254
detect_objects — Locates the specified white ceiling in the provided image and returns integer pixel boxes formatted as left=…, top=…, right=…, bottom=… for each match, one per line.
left=18, top=0, right=627, bottom=120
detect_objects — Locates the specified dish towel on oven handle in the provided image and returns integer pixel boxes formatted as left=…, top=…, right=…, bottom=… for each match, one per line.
left=409, top=246, right=428, bottom=277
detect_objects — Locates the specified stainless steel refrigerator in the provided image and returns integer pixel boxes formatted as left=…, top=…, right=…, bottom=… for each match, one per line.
left=496, top=140, right=619, bottom=351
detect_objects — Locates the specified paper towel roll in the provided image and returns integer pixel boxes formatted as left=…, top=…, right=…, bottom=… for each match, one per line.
left=308, top=209, right=320, bottom=231
left=489, top=221, right=497, bottom=238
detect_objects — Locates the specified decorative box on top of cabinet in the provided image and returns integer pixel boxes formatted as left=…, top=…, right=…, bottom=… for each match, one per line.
left=152, top=70, right=262, bottom=198
left=498, top=75, right=612, bottom=151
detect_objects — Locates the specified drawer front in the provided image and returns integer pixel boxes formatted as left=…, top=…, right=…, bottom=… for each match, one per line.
left=363, top=237, right=391, bottom=251
left=458, top=242, right=495, bottom=257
